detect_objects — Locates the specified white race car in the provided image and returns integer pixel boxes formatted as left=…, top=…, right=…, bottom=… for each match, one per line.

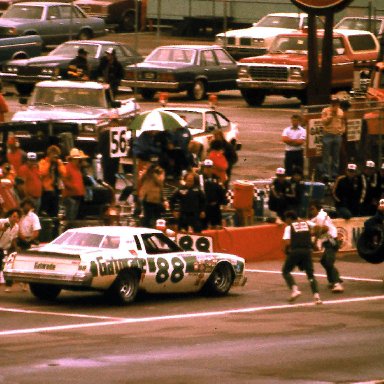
left=4, top=227, right=246, bottom=305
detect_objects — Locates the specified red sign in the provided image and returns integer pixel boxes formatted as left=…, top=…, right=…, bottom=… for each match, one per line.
left=291, top=0, right=352, bottom=12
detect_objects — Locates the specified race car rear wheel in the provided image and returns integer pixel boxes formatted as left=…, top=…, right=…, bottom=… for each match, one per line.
left=203, top=262, right=234, bottom=296
left=108, top=269, right=139, bottom=305
left=29, top=283, right=61, bottom=301
left=357, top=227, right=384, bottom=264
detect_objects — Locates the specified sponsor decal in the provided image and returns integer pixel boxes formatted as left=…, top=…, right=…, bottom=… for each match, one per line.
left=34, top=262, right=56, bottom=270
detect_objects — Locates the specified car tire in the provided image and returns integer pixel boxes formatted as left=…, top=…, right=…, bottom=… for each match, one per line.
left=108, top=269, right=139, bottom=305
left=357, top=227, right=384, bottom=264
left=29, top=283, right=61, bottom=301
left=121, top=12, right=135, bottom=32
left=299, top=91, right=308, bottom=105
left=202, top=262, right=234, bottom=296
left=78, top=29, right=92, bottom=40
left=140, top=89, right=156, bottom=100
left=15, top=83, right=34, bottom=96
left=240, top=89, right=266, bottom=106
left=188, top=80, right=207, bottom=101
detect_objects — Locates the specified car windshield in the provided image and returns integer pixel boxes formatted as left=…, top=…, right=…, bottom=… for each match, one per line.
left=270, top=36, right=345, bottom=55
left=52, top=232, right=106, bottom=247
left=165, top=110, right=203, bottom=129
left=141, top=233, right=182, bottom=254
left=2, top=5, right=43, bottom=19
left=50, top=44, right=99, bottom=58
left=145, top=48, right=196, bottom=64
left=256, top=15, right=301, bottom=29
left=31, top=87, right=107, bottom=108
left=336, top=19, right=381, bottom=35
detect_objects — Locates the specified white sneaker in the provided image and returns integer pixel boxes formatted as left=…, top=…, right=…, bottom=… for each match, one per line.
left=314, top=293, right=322, bottom=305
left=288, top=289, right=302, bottom=302
left=331, top=283, right=344, bottom=293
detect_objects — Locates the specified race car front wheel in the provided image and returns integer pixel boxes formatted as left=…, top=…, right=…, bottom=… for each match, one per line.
left=203, top=262, right=234, bottom=296
left=29, top=283, right=61, bottom=301
left=108, top=269, right=139, bottom=305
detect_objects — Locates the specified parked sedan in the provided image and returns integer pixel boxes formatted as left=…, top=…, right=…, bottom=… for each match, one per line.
left=0, top=39, right=143, bottom=95
left=0, top=2, right=106, bottom=46
left=122, top=45, right=238, bottom=101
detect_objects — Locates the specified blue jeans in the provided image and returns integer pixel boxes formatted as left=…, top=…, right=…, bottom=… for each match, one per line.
left=322, top=134, right=342, bottom=178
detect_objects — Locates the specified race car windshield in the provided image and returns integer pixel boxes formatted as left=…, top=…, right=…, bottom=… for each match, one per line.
left=141, top=233, right=182, bottom=254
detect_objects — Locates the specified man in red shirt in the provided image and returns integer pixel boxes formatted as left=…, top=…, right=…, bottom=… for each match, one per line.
left=62, top=148, right=87, bottom=222
left=6, top=136, right=25, bottom=176
left=18, top=152, right=42, bottom=212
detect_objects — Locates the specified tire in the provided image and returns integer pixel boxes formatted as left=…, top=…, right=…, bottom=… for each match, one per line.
left=29, top=283, right=61, bottom=301
left=121, top=12, right=135, bottom=32
left=78, top=29, right=92, bottom=40
left=15, top=83, right=34, bottom=96
left=357, top=227, right=384, bottom=264
left=188, top=80, right=207, bottom=101
left=108, top=269, right=139, bottom=305
left=203, top=262, right=234, bottom=296
left=140, top=89, right=156, bottom=100
left=240, top=89, right=266, bottom=106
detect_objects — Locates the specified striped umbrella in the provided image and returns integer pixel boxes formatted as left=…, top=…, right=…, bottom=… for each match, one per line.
left=130, top=109, right=187, bottom=135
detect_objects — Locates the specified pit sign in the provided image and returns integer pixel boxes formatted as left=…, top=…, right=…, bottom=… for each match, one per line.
left=110, top=126, right=129, bottom=158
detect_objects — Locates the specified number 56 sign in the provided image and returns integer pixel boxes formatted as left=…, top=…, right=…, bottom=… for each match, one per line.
left=110, top=126, right=130, bottom=157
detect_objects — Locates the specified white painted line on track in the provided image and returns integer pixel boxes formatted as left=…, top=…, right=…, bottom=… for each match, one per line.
left=245, top=269, right=384, bottom=283
left=1, top=294, right=384, bottom=337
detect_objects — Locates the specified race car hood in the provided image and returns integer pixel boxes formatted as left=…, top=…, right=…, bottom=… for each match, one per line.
left=12, top=107, right=110, bottom=122
left=6, top=55, right=74, bottom=67
left=240, top=53, right=307, bottom=66
left=217, top=26, right=296, bottom=39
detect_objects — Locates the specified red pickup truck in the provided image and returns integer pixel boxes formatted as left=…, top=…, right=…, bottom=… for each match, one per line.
left=237, top=29, right=380, bottom=106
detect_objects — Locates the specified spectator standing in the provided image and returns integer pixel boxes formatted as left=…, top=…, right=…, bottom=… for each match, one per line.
left=67, top=48, right=90, bottom=81
left=18, top=152, right=42, bottom=212
left=62, top=148, right=87, bottom=222
left=169, top=171, right=206, bottom=233
left=6, top=136, right=25, bottom=176
left=0, top=209, right=21, bottom=290
left=0, top=83, right=9, bottom=122
left=281, top=114, right=306, bottom=176
left=39, top=145, right=66, bottom=217
left=360, top=160, right=381, bottom=216
left=96, top=48, right=124, bottom=97
left=199, top=159, right=227, bottom=229
left=282, top=210, right=322, bottom=304
left=138, top=165, right=168, bottom=228
left=17, top=198, right=41, bottom=250
left=309, top=201, right=344, bottom=293
left=207, top=140, right=228, bottom=186
left=268, top=167, right=291, bottom=220
left=209, top=129, right=238, bottom=187
left=321, top=97, right=346, bottom=180
left=332, top=163, right=364, bottom=219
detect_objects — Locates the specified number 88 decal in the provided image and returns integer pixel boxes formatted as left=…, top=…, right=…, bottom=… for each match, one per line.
left=148, top=257, right=185, bottom=284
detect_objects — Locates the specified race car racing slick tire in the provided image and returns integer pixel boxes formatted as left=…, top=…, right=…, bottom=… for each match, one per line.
left=29, top=283, right=62, bottom=301
left=240, top=89, right=266, bottom=106
left=357, top=227, right=384, bottom=264
left=108, top=269, right=139, bottom=305
left=202, top=262, right=234, bottom=296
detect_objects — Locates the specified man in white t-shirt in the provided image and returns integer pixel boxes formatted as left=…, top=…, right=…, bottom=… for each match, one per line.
left=282, top=114, right=306, bottom=176
left=18, top=198, right=41, bottom=250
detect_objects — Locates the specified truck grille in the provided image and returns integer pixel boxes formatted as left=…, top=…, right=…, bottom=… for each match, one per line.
left=249, top=66, right=288, bottom=81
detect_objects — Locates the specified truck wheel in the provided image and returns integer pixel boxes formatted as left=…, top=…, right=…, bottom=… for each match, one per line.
left=140, top=89, right=156, bottom=100
left=108, top=269, right=139, bottom=305
left=121, top=12, right=135, bottom=32
left=357, top=227, right=384, bottom=264
left=29, top=283, right=61, bottom=301
left=240, top=89, right=265, bottom=106
left=15, top=83, right=34, bottom=96
left=202, top=262, right=234, bottom=296
left=188, top=80, right=207, bottom=101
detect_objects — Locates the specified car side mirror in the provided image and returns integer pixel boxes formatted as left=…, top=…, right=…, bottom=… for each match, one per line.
left=19, top=97, right=28, bottom=105
left=111, top=100, right=121, bottom=108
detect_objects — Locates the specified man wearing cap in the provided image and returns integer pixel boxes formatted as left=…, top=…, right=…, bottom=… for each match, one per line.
left=332, top=163, right=364, bottom=219
left=62, top=148, right=87, bottom=221
left=67, top=48, right=90, bottom=81
left=321, top=97, right=346, bottom=180
left=18, top=152, right=42, bottom=212
left=360, top=160, right=381, bottom=216
left=199, top=159, right=227, bottom=229
left=96, top=47, right=124, bottom=97
left=268, top=168, right=291, bottom=220
left=281, top=114, right=306, bottom=177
